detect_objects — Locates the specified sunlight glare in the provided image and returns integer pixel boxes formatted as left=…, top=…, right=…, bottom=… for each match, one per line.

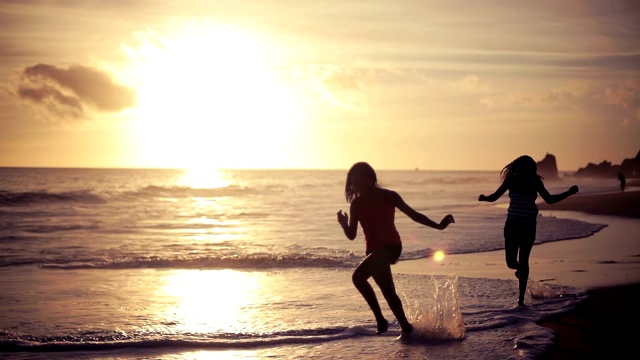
left=123, top=21, right=304, bottom=169
left=433, top=250, right=445, bottom=262
left=178, top=167, right=229, bottom=189
left=160, top=269, right=261, bottom=333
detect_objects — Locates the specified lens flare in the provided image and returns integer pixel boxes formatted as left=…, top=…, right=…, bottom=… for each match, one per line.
left=433, top=250, right=445, bottom=262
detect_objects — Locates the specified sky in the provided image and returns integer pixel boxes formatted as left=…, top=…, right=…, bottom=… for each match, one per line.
left=0, top=0, right=639, bottom=171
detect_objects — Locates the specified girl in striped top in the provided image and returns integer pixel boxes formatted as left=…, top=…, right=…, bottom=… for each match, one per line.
left=478, top=155, right=579, bottom=306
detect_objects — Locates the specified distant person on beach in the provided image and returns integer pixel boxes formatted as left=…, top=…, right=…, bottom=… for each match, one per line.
left=618, top=173, right=626, bottom=192
left=478, top=155, right=579, bottom=306
left=337, top=162, right=455, bottom=336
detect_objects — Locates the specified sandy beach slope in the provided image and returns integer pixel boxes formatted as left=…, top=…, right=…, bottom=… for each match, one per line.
left=537, top=190, right=640, bottom=218
left=394, top=189, right=640, bottom=359
left=537, top=190, right=640, bottom=359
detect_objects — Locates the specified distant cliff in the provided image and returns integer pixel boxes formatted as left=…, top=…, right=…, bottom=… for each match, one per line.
left=571, top=149, right=640, bottom=178
left=537, top=153, right=560, bottom=180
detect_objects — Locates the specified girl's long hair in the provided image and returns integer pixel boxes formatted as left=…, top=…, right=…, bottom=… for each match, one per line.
left=500, top=155, right=542, bottom=184
left=345, top=162, right=378, bottom=203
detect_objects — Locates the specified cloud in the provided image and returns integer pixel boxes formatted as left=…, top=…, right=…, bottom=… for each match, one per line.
left=479, top=78, right=640, bottom=126
left=480, top=91, right=564, bottom=109
left=290, top=64, right=429, bottom=109
left=594, top=79, right=640, bottom=123
left=17, top=84, right=83, bottom=119
left=17, top=63, right=136, bottom=119
left=291, top=65, right=371, bottom=109
left=601, top=79, right=640, bottom=110
left=450, top=75, right=486, bottom=93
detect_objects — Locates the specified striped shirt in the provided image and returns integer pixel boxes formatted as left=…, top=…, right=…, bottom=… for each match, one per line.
left=507, top=190, right=538, bottom=222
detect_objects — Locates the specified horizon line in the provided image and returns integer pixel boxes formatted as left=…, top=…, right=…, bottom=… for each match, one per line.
left=0, top=165, right=581, bottom=172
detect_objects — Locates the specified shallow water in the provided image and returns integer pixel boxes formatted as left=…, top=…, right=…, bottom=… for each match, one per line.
left=1, top=266, right=585, bottom=359
left=0, top=168, right=610, bottom=359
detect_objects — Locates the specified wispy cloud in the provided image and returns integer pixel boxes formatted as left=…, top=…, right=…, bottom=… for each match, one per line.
left=16, top=63, right=136, bottom=119
left=17, top=84, right=83, bottom=119
left=601, top=79, right=640, bottom=112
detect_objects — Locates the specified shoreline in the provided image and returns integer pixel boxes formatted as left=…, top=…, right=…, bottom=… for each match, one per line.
left=395, top=190, right=640, bottom=359
left=536, top=191, right=640, bottom=358
left=537, top=189, right=640, bottom=218
left=395, top=210, right=640, bottom=290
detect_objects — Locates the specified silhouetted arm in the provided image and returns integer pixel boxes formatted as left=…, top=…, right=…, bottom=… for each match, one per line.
left=389, top=190, right=454, bottom=230
left=337, top=202, right=359, bottom=240
left=537, top=179, right=579, bottom=204
left=478, top=179, right=509, bottom=202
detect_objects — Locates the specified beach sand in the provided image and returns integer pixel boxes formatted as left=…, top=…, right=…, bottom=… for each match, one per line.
left=394, top=190, right=640, bottom=359
left=537, top=283, right=640, bottom=359
left=537, top=190, right=640, bottom=359
left=537, top=189, right=640, bottom=218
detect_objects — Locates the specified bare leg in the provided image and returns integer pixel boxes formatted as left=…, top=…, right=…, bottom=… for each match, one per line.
left=505, top=221, right=536, bottom=306
left=352, top=254, right=388, bottom=334
left=504, top=222, right=520, bottom=279
left=517, top=228, right=536, bottom=306
left=373, top=264, right=412, bottom=334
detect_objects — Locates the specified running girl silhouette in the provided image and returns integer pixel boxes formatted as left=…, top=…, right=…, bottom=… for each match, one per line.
left=478, top=155, right=579, bottom=306
left=337, top=162, right=455, bottom=335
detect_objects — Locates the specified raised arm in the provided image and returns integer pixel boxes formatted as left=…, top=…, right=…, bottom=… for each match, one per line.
left=537, top=180, right=579, bottom=204
left=478, top=179, right=509, bottom=202
left=337, top=202, right=359, bottom=240
left=389, top=190, right=454, bottom=230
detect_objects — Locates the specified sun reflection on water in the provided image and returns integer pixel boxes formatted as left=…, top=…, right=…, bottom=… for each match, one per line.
left=175, top=168, right=247, bottom=243
left=178, top=168, right=230, bottom=189
left=159, top=269, right=262, bottom=334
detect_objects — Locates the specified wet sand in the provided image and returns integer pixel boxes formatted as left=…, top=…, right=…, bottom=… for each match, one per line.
left=537, top=189, right=640, bottom=358
left=394, top=188, right=640, bottom=359
left=537, top=189, right=640, bottom=218
left=537, top=282, right=640, bottom=359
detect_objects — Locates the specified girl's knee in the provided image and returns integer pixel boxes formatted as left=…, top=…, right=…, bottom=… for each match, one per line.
left=506, top=260, right=518, bottom=269
left=352, top=271, right=367, bottom=286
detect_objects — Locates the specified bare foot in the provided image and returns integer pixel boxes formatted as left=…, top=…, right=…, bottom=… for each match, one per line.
left=401, top=322, right=413, bottom=335
left=376, top=318, right=389, bottom=335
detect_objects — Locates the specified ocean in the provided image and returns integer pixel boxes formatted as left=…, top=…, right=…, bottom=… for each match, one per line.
left=0, top=167, right=614, bottom=359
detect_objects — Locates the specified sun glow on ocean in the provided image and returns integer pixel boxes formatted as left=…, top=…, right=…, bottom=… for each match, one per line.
left=178, top=168, right=229, bottom=189
left=160, top=270, right=262, bottom=333
left=174, top=167, right=245, bottom=243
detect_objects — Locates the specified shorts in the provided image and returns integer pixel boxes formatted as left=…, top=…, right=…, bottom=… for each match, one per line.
left=504, top=220, right=536, bottom=246
left=366, top=244, right=403, bottom=264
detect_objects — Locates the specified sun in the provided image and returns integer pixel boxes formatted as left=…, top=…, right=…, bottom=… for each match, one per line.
left=123, top=21, right=304, bottom=170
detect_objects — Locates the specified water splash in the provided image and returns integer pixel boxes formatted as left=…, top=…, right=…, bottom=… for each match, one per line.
left=528, top=279, right=564, bottom=300
left=406, top=276, right=465, bottom=343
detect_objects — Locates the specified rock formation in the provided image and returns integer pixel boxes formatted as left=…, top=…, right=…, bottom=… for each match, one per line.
left=571, top=149, right=640, bottom=178
left=536, top=153, right=560, bottom=181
